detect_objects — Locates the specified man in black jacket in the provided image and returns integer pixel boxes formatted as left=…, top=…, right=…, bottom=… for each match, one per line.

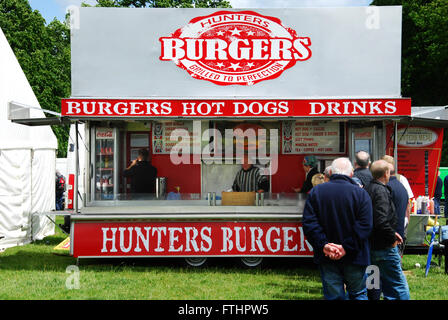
left=124, top=149, right=157, bottom=199
left=353, top=150, right=373, bottom=188
left=365, top=160, right=410, bottom=300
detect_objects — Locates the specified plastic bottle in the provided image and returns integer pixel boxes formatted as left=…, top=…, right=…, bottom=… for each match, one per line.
left=421, top=196, right=428, bottom=215
left=411, top=198, right=417, bottom=214
left=417, top=196, right=422, bottom=214
left=429, top=198, right=435, bottom=215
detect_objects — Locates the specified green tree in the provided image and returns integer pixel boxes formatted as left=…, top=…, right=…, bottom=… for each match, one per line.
left=372, top=0, right=448, bottom=165
left=0, top=0, right=70, bottom=157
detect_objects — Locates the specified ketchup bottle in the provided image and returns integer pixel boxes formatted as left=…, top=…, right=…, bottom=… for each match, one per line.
left=429, top=198, right=435, bottom=215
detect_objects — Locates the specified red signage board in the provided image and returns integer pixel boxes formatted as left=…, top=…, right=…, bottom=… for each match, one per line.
left=387, top=125, right=444, bottom=198
left=62, top=98, right=411, bottom=118
left=72, top=221, right=313, bottom=258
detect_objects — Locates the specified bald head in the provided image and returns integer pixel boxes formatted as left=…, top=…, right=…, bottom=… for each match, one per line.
left=355, top=151, right=370, bottom=168
left=331, top=157, right=353, bottom=177
left=370, top=160, right=391, bottom=183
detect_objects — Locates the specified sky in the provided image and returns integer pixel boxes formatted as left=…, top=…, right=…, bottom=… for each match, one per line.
left=29, top=0, right=373, bottom=24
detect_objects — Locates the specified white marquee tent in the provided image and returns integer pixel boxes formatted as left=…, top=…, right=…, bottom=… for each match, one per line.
left=0, top=27, right=58, bottom=251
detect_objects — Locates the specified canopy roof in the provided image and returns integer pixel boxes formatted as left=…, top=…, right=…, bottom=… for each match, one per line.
left=0, top=28, right=57, bottom=150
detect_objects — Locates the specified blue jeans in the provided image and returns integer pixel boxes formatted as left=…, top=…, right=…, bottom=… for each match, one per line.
left=56, top=195, right=64, bottom=211
left=318, top=262, right=368, bottom=300
left=369, top=246, right=410, bottom=300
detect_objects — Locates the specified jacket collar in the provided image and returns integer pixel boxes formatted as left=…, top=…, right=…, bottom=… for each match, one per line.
left=306, top=167, right=317, bottom=177
left=330, top=174, right=359, bottom=186
left=370, top=178, right=393, bottom=191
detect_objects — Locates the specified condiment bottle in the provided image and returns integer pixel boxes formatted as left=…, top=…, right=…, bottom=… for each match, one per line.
left=429, top=198, right=435, bottom=215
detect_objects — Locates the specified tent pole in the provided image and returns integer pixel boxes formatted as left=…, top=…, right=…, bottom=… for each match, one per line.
left=394, top=121, right=398, bottom=173
left=74, top=121, right=79, bottom=213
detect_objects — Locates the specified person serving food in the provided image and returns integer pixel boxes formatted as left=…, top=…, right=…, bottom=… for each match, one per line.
left=293, top=155, right=319, bottom=194
left=232, top=153, right=269, bottom=193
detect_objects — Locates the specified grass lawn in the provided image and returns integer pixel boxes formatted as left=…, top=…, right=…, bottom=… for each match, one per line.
left=0, top=217, right=447, bottom=300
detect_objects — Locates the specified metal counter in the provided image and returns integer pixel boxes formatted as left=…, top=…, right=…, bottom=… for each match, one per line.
left=74, top=204, right=303, bottom=221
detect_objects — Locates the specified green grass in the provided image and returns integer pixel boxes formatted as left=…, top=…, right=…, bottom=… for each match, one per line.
left=0, top=217, right=447, bottom=300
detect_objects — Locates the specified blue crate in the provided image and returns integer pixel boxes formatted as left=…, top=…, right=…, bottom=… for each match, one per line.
left=442, top=226, right=448, bottom=242
left=427, top=225, right=448, bottom=242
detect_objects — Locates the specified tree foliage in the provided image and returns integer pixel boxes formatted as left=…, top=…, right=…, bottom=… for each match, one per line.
left=372, top=0, right=448, bottom=165
left=0, top=0, right=230, bottom=158
left=0, top=0, right=70, bottom=157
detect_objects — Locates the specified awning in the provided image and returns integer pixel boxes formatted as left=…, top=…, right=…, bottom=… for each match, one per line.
left=400, top=106, right=448, bottom=127
left=8, top=101, right=71, bottom=126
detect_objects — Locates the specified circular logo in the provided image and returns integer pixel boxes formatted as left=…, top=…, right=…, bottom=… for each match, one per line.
left=160, top=11, right=312, bottom=86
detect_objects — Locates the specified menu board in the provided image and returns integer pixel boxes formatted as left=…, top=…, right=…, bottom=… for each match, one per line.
left=282, top=121, right=344, bottom=154
left=386, top=125, right=444, bottom=198
left=152, top=121, right=201, bottom=154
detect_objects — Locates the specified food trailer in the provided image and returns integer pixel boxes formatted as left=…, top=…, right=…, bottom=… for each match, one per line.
left=10, top=6, right=447, bottom=267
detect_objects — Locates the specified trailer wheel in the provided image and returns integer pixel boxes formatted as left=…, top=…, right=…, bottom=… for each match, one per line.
left=240, top=257, right=264, bottom=268
left=184, top=257, right=208, bottom=268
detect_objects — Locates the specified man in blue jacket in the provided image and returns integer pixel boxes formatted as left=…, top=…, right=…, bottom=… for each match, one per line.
left=303, top=157, right=373, bottom=300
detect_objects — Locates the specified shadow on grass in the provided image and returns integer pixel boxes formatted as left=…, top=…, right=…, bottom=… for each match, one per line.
left=74, top=256, right=318, bottom=275
left=0, top=245, right=319, bottom=277
left=267, top=281, right=323, bottom=300
left=0, top=249, right=75, bottom=272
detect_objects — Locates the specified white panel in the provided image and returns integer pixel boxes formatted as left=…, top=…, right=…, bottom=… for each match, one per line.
left=72, top=7, right=402, bottom=98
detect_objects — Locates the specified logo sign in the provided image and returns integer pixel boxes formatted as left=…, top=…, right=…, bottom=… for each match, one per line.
left=160, top=11, right=312, bottom=86
left=397, top=127, right=438, bottom=147
left=96, top=128, right=114, bottom=139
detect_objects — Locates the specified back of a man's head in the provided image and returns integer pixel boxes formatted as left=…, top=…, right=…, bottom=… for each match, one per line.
left=355, top=151, right=370, bottom=168
left=381, top=155, right=395, bottom=166
left=370, top=160, right=390, bottom=180
left=138, top=149, right=150, bottom=161
left=324, top=166, right=332, bottom=179
left=331, top=157, right=353, bottom=177
left=380, top=155, right=396, bottom=174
